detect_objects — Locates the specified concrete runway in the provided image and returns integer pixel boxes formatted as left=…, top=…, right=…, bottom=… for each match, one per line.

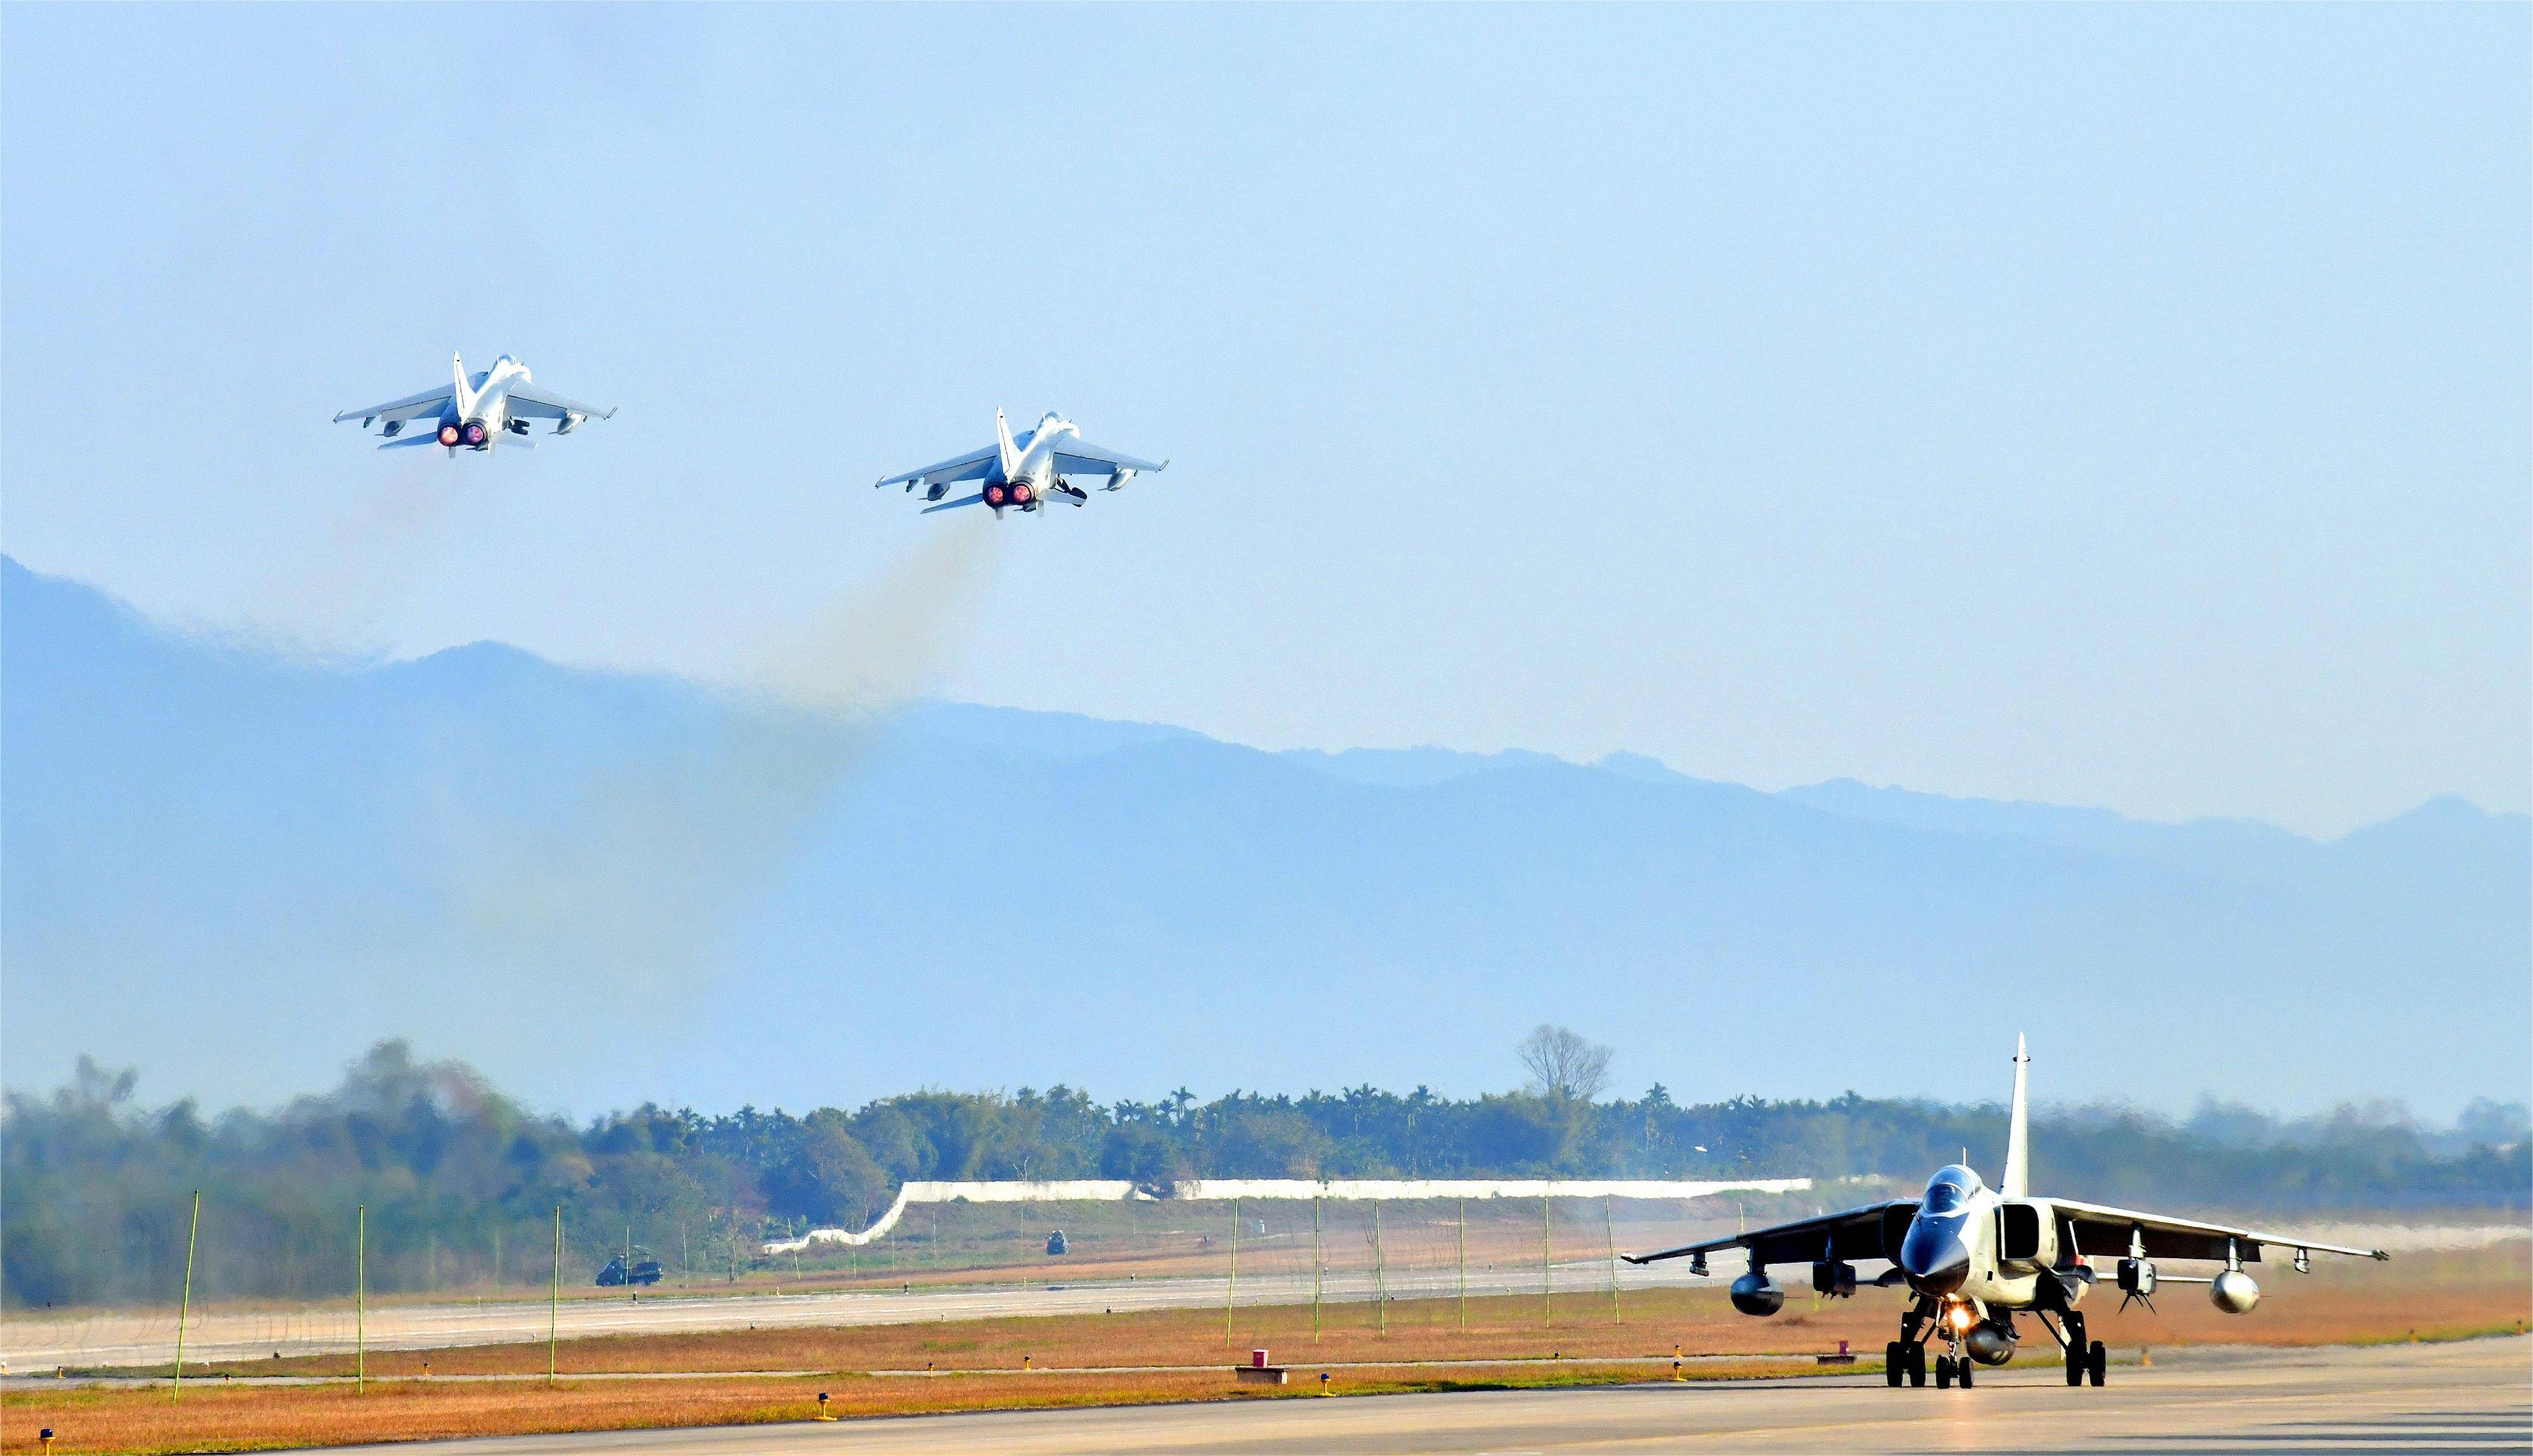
left=310, top=1336, right=2529, bottom=1455
left=0, top=1261, right=1688, bottom=1371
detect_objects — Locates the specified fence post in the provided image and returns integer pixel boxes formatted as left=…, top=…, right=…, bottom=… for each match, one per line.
left=172, top=1191, right=200, bottom=1405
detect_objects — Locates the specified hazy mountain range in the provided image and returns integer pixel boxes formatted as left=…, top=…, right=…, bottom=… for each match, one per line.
left=4, top=555, right=2525, bottom=1119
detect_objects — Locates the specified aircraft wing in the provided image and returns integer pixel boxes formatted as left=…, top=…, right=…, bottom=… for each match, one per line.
left=333, top=385, right=455, bottom=425
left=1051, top=438, right=1166, bottom=478
left=1624, top=1200, right=1913, bottom=1269
left=2048, top=1200, right=2388, bottom=1264
left=504, top=382, right=616, bottom=422
left=876, top=444, right=997, bottom=490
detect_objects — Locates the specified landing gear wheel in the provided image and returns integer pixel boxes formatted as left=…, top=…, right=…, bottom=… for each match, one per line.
left=2065, top=1342, right=2085, bottom=1386
left=1934, top=1355, right=1953, bottom=1390
left=1886, top=1342, right=1905, bottom=1388
left=1957, top=1359, right=1973, bottom=1389
left=1907, top=1345, right=1926, bottom=1388
left=2087, top=1341, right=2107, bottom=1387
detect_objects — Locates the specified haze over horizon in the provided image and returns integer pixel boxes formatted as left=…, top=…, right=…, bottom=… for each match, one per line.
left=7, top=554, right=2525, bottom=1123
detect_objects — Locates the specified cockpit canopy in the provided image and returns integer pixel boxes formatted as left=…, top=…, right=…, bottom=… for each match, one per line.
left=1921, top=1164, right=1982, bottom=1214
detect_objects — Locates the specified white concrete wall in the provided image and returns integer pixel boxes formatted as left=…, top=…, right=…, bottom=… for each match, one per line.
left=761, top=1176, right=1812, bottom=1253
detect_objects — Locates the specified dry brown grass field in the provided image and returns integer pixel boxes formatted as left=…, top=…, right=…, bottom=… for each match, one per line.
left=6, top=1242, right=2520, bottom=1455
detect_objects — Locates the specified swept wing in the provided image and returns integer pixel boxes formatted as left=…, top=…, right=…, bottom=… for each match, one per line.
left=503, top=382, right=616, bottom=422
left=2047, top=1200, right=2387, bottom=1264
left=333, top=385, right=455, bottom=426
left=1624, top=1201, right=1914, bottom=1268
left=876, top=444, right=998, bottom=491
left=1051, top=437, right=1166, bottom=479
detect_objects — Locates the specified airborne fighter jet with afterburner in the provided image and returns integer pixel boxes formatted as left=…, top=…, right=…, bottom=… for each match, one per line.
left=876, top=410, right=1166, bottom=518
left=1624, top=1037, right=2389, bottom=1391
left=334, top=353, right=614, bottom=455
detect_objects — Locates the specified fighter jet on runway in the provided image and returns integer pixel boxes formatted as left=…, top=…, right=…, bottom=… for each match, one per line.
left=1624, top=1037, right=2389, bottom=1391
left=876, top=410, right=1166, bottom=517
left=334, top=353, right=614, bottom=454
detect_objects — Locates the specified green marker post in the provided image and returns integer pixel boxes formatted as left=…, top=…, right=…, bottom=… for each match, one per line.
left=548, top=1207, right=561, bottom=1388
left=1542, top=1191, right=1553, bottom=1328
left=1311, top=1195, right=1323, bottom=1340
left=355, top=1204, right=367, bottom=1395
left=1224, top=1197, right=1239, bottom=1345
left=172, top=1191, right=200, bottom=1405
left=1457, top=1198, right=1468, bottom=1333
left=1372, top=1200, right=1386, bottom=1337
left=1606, top=1196, right=1620, bottom=1324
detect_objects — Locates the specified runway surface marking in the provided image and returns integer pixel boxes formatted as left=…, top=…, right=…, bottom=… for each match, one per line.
left=289, top=1334, right=2529, bottom=1455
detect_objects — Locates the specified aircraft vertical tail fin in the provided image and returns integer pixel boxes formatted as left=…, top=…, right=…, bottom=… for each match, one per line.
left=452, top=351, right=478, bottom=420
left=994, top=408, right=1021, bottom=481
left=2002, top=1033, right=2031, bottom=1199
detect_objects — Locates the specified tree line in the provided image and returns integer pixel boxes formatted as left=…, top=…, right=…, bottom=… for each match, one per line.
left=4, top=1038, right=2523, bottom=1309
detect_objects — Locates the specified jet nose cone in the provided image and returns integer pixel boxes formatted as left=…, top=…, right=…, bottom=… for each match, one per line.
left=1900, top=1223, right=1969, bottom=1295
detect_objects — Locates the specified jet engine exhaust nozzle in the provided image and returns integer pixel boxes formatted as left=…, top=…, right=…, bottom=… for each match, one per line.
left=983, top=483, right=1009, bottom=508
left=437, top=422, right=463, bottom=448
left=1010, top=482, right=1033, bottom=505
left=460, top=420, right=490, bottom=448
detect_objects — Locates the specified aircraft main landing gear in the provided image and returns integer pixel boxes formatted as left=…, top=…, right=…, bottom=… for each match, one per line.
left=2047, top=1308, right=2110, bottom=1388
left=1886, top=1340, right=1926, bottom=1388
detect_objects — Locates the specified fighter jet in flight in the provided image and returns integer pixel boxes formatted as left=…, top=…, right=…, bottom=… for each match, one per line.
left=334, top=353, right=614, bottom=454
left=1624, top=1037, right=2389, bottom=1391
left=876, top=410, right=1166, bottom=517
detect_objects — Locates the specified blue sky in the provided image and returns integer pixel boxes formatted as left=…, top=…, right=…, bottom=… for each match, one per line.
left=5, top=4, right=2525, bottom=838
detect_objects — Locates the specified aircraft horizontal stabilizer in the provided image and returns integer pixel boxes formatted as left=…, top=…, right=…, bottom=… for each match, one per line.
left=379, top=432, right=448, bottom=451
left=921, top=493, right=987, bottom=514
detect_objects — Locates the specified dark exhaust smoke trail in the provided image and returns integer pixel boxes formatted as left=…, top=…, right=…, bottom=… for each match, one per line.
left=423, top=522, right=1001, bottom=1013
left=225, top=451, right=470, bottom=655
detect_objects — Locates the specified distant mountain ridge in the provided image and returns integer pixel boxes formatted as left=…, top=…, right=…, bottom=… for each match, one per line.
left=4, top=555, right=2525, bottom=1119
